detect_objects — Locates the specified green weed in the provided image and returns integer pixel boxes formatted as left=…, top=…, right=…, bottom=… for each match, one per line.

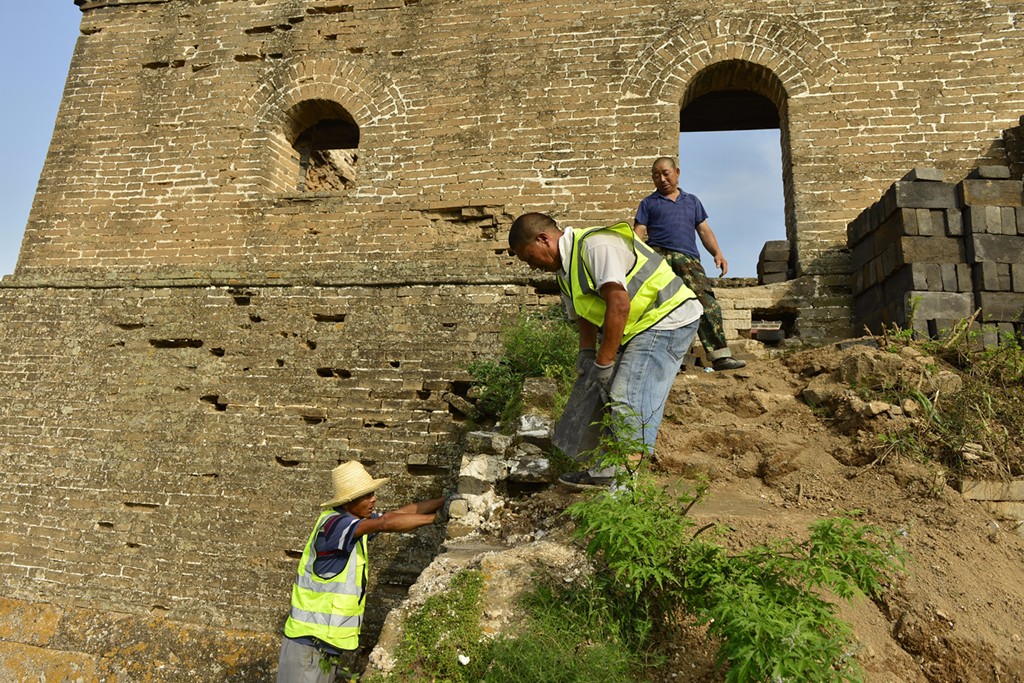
left=566, top=419, right=905, bottom=682
left=371, top=570, right=487, bottom=683
left=469, top=308, right=577, bottom=429
left=863, top=316, right=1024, bottom=476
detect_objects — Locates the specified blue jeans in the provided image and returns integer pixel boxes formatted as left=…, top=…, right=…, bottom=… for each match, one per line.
left=589, top=319, right=699, bottom=477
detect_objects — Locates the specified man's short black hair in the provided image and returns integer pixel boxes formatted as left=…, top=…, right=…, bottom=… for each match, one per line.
left=509, top=212, right=557, bottom=249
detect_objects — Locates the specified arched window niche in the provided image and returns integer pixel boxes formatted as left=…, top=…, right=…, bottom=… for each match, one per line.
left=276, top=99, right=360, bottom=194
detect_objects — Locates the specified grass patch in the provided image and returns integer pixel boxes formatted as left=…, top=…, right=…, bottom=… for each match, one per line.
left=468, top=307, right=577, bottom=430
left=867, top=316, right=1024, bottom=477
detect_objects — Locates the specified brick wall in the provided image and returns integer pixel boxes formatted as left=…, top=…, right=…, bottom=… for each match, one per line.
left=0, top=282, right=543, bottom=677
left=3, top=0, right=1024, bottom=676
left=19, top=0, right=1024, bottom=285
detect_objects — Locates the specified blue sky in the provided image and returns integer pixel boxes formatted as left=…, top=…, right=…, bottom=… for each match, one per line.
left=0, top=3, right=82, bottom=276
left=0, top=4, right=786, bottom=278
left=678, top=130, right=786, bottom=278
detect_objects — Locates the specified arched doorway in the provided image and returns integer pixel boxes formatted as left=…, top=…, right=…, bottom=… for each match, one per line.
left=677, top=60, right=791, bottom=281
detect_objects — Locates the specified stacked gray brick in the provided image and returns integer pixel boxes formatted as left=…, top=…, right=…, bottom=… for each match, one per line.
left=961, top=165, right=1024, bottom=340
left=757, top=240, right=790, bottom=285
left=849, top=163, right=1024, bottom=340
left=848, top=168, right=971, bottom=337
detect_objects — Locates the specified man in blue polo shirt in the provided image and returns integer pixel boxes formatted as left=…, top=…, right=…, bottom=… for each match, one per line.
left=633, top=156, right=746, bottom=371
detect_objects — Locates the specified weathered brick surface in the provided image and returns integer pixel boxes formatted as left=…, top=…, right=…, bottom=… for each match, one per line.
left=0, top=595, right=278, bottom=682
left=6, top=0, right=1024, bottom=676
left=16, top=0, right=1024, bottom=290
left=0, top=283, right=533, bottom=673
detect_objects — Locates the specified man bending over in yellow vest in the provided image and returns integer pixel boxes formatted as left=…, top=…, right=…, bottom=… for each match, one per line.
left=277, top=460, right=449, bottom=682
left=509, top=212, right=702, bottom=490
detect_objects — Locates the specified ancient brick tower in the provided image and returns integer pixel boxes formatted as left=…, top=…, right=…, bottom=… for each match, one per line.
left=1, top=0, right=1021, bottom=677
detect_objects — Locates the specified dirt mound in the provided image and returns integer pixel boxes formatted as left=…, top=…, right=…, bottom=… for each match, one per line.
left=494, top=339, right=1024, bottom=682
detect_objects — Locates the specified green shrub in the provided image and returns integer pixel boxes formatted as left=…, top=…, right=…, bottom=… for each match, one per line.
left=565, top=416, right=906, bottom=682
left=469, top=309, right=577, bottom=428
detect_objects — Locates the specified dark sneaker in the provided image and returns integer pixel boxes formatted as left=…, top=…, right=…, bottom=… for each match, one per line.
left=557, top=470, right=613, bottom=491
left=712, top=357, right=747, bottom=371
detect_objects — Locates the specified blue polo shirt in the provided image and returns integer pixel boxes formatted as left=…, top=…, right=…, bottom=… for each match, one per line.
left=634, top=190, right=709, bottom=259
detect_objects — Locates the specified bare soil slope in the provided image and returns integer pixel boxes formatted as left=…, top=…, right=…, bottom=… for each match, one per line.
left=502, top=340, right=1024, bottom=682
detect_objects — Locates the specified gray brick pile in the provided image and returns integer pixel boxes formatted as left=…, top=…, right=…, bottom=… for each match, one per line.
left=962, top=166, right=1024, bottom=335
left=849, top=166, right=1024, bottom=338
left=757, top=240, right=790, bottom=285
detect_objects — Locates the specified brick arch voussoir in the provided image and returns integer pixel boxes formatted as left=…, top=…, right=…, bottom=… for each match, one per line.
left=244, top=55, right=406, bottom=136
left=621, top=13, right=841, bottom=105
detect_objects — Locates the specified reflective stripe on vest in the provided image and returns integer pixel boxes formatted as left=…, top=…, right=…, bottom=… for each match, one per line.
left=561, top=223, right=695, bottom=344
left=283, top=509, right=367, bottom=650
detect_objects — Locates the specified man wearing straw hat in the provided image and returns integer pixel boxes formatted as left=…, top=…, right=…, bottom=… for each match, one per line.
left=277, top=460, right=449, bottom=682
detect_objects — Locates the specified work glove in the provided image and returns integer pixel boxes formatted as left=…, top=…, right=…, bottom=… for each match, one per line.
left=591, top=362, right=615, bottom=401
left=575, top=348, right=597, bottom=376
left=435, top=494, right=465, bottom=525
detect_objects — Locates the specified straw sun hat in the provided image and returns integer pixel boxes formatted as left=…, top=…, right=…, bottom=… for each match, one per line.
left=321, top=461, right=389, bottom=508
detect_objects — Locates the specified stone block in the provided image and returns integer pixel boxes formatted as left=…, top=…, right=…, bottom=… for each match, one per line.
left=893, top=180, right=958, bottom=209
left=902, top=167, right=946, bottom=182
left=850, top=236, right=876, bottom=269
left=758, top=260, right=788, bottom=274
left=458, top=453, right=506, bottom=495
left=972, top=165, right=1012, bottom=180
left=967, top=234, right=1024, bottom=265
left=758, top=272, right=787, bottom=285
left=973, top=262, right=1008, bottom=292
left=507, top=456, right=551, bottom=483
left=759, top=240, right=789, bottom=262
left=958, top=179, right=1024, bottom=207
left=447, top=497, right=470, bottom=518
left=896, top=235, right=965, bottom=264
left=945, top=209, right=963, bottom=237
left=852, top=265, right=870, bottom=295
left=853, top=284, right=884, bottom=321
left=406, top=452, right=430, bottom=466
left=464, top=430, right=512, bottom=456
left=975, top=291, right=1024, bottom=322
left=847, top=209, right=873, bottom=245
left=903, top=291, right=975, bottom=325
left=959, top=478, right=1024, bottom=501
left=901, top=208, right=919, bottom=235
left=754, top=328, right=786, bottom=341
left=940, top=263, right=959, bottom=292
left=521, top=377, right=557, bottom=414
left=957, top=264, right=973, bottom=292
left=1012, top=264, right=1024, bottom=293
left=914, top=209, right=934, bottom=236
left=873, top=211, right=908, bottom=248
left=901, top=262, right=949, bottom=293
left=969, top=207, right=992, bottom=235
left=1001, top=207, right=1018, bottom=235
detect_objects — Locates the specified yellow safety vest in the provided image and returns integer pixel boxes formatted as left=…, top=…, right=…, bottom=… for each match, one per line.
left=559, top=223, right=696, bottom=344
left=283, top=509, right=367, bottom=651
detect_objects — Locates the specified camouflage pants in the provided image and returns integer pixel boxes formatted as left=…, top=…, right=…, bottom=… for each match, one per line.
left=655, top=249, right=731, bottom=358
